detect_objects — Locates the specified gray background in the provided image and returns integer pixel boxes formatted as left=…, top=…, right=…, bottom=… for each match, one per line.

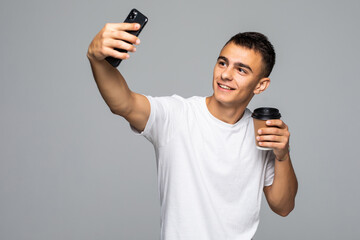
left=1, top=0, right=359, bottom=239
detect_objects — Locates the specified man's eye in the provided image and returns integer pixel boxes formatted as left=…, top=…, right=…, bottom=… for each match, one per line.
left=218, top=61, right=226, bottom=66
left=238, top=68, right=246, bottom=74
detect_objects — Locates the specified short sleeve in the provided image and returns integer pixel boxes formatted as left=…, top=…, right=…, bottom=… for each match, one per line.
left=264, top=150, right=276, bottom=186
left=130, top=94, right=185, bottom=148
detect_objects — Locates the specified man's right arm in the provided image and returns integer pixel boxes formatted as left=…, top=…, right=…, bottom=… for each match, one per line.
left=87, top=23, right=150, bottom=132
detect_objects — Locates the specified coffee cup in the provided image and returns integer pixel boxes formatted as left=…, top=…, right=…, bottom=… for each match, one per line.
left=251, top=107, right=281, bottom=150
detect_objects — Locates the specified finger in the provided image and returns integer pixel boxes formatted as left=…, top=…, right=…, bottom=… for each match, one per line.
left=109, top=30, right=140, bottom=45
left=106, top=22, right=140, bottom=31
left=103, top=38, right=136, bottom=52
left=256, top=134, right=284, bottom=143
left=258, top=141, right=287, bottom=150
left=258, top=127, right=283, bottom=136
left=103, top=47, right=130, bottom=60
left=265, top=119, right=286, bottom=129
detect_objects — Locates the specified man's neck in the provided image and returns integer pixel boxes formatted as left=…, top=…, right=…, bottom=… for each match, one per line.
left=206, top=96, right=249, bottom=125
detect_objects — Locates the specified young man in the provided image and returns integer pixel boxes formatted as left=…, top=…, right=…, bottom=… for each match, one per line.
left=87, top=23, right=298, bottom=240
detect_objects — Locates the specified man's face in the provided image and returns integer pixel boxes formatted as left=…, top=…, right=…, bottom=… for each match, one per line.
left=212, top=41, right=268, bottom=108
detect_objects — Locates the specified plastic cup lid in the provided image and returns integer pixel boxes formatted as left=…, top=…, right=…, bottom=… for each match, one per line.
left=251, top=107, right=281, bottom=120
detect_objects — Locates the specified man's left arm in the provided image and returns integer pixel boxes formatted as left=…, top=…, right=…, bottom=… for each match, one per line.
left=257, top=119, right=298, bottom=217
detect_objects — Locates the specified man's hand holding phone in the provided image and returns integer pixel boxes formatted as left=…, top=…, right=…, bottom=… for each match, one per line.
left=87, top=23, right=140, bottom=62
left=87, top=9, right=151, bottom=133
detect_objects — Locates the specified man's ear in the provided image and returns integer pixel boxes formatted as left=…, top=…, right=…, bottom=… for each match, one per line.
left=253, top=77, right=270, bottom=94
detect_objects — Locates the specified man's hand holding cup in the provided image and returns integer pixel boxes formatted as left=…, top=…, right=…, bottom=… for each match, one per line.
left=252, top=108, right=290, bottom=161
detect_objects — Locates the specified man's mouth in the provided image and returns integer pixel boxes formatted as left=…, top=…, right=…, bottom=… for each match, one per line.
left=217, top=83, right=235, bottom=90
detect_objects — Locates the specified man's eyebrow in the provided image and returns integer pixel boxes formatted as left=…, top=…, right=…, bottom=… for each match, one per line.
left=235, top=62, right=253, bottom=73
left=217, top=56, right=228, bottom=63
left=218, top=55, right=253, bottom=73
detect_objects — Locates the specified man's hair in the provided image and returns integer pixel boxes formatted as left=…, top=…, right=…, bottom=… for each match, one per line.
left=224, top=32, right=276, bottom=78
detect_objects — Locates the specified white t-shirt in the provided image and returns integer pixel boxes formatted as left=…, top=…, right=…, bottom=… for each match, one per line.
left=131, top=94, right=275, bottom=240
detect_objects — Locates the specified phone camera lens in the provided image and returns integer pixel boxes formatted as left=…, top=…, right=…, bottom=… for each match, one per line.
left=129, top=11, right=137, bottom=20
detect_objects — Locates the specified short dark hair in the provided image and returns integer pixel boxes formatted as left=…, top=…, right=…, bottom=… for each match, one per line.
left=224, top=32, right=276, bottom=78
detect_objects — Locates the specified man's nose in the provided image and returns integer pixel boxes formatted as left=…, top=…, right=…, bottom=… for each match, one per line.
left=221, top=67, right=233, bottom=81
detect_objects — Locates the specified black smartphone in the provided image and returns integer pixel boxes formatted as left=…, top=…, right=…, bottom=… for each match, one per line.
left=105, top=8, right=148, bottom=67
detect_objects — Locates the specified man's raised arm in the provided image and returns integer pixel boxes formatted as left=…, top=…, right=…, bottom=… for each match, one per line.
left=87, top=22, right=150, bottom=132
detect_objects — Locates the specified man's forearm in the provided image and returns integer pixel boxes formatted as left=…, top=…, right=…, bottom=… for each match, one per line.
left=265, top=153, right=298, bottom=216
left=88, top=57, right=132, bottom=115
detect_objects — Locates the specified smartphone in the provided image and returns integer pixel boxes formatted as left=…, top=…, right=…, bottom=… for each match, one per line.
left=105, top=8, right=148, bottom=67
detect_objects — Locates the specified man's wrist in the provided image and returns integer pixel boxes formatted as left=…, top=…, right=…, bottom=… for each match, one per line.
left=275, top=150, right=290, bottom=162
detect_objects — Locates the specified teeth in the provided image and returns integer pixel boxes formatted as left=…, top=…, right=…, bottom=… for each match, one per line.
left=219, top=84, right=231, bottom=90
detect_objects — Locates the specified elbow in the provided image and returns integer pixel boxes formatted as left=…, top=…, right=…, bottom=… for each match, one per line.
left=109, top=94, right=134, bottom=117
left=110, top=107, right=121, bottom=115
left=110, top=104, right=131, bottom=117
left=277, top=210, right=291, bottom=217
left=275, top=202, right=295, bottom=217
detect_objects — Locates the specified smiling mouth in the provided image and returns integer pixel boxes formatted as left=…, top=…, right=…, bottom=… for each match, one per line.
left=218, top=83, right=235, bottom=90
